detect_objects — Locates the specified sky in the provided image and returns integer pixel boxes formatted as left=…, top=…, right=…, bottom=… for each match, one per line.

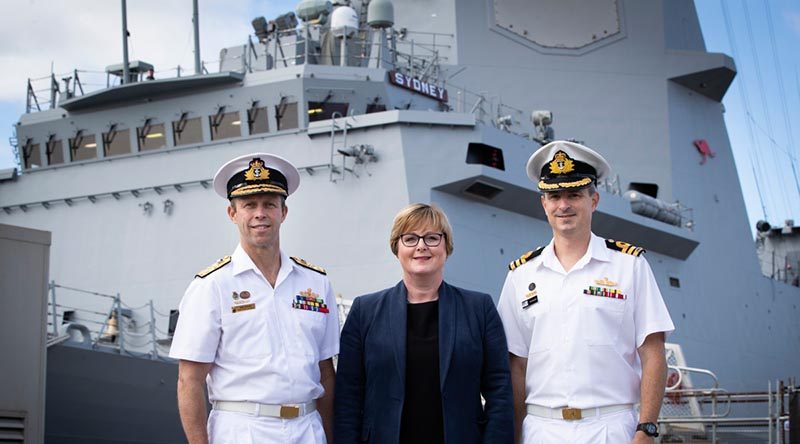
left=0, top=0, right=798, bottom=234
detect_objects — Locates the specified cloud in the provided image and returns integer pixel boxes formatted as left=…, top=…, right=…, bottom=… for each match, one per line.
left=787, top=11, right=800, bottom=36
left=0, top=0, right=295, bottom=103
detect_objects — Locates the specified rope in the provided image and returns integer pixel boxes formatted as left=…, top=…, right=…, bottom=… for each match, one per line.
left=151, top=307, right=173, bottom=317
left=154, top=326, right=172, bottom=336
left=119, top=301, right=152, bottom=311
left=122, top=330, right=154, bottom=339
left=51, top=283, right=116, bottom=299
left=51, top=304, right=109, bottom=318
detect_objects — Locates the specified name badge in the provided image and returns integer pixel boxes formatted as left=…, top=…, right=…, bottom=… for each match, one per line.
left=232, top=303, right=256, bottom=313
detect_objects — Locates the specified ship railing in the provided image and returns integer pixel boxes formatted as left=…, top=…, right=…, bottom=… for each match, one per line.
left=25, top=24, right=452, bottom=115
left=659, top=366, right=796, bottom=443
left=240, top=24, right=451, bottom=82
left=336, top=296, right=353, bottom=331
left=46, top=280, right=176, bottom=360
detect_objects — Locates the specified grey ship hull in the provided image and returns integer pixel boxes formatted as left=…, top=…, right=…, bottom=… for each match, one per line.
left=45, top=344, right=182, bottom=443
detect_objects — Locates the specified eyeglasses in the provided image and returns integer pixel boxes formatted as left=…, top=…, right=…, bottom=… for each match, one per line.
left=399, top=233, right=445, bottom=248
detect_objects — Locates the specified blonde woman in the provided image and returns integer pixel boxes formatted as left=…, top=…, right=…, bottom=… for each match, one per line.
left=335, top=203, right=513, bottom=444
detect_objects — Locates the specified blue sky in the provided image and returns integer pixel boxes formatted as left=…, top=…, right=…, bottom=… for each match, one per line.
left=1, top=0, right=798, bottom=234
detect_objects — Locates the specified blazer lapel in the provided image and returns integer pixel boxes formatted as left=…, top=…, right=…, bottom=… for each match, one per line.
left=438, top=281, right=456, bottom=390
left=389, top=281, right=408, bottom=387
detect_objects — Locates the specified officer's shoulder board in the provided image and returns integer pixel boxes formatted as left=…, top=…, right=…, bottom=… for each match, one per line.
left=508, top=246, right=545, bottom=271
left=195, top=256, right=232, bottom=278
left=291, top=256, right=327, bottom=275
left=605, top=239, right=646, bottom=257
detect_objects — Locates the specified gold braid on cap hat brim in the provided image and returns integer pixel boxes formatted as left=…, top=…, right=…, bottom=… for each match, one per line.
left=229, top=183, right=288, bottom=197
left=538, top=177, right=593, bottom=190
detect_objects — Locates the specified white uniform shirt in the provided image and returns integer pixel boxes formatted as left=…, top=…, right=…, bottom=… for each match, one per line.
left=498, top=233, right=674, bottom=409
left=169, top=245, right=340, bottom=404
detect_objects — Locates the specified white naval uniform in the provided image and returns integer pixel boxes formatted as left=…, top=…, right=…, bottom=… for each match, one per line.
left=169, top=245, right=340, bottom=444
left=497, top=233, right=674, bottom=443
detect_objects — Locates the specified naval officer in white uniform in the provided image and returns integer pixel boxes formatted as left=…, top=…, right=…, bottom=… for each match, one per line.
left=170, top=153, right=339, bottom=444
left=497, top=141, right=675, bottom=443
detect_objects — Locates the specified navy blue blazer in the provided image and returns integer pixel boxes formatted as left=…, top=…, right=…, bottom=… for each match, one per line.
left=334, top=281, right=514, bottom=444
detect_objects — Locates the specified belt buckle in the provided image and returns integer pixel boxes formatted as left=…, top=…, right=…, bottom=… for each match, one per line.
left=280, top=405, right=300, bottom=419
left=561, top=407, right=582, bottom=421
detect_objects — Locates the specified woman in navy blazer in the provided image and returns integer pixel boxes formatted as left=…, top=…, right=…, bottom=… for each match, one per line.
left=335, top=204, right=514, bottom=444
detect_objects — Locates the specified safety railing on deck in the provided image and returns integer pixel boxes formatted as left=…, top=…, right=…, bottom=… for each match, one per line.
left=660, top=364, right=796, bottom=443
left=46, top=280, right=175, bottom=360
left=25, top=24, right=453, bottom=114
left=47, top=280, right=357, bottom=361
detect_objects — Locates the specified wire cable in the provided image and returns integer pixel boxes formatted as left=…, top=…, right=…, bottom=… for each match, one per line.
left=763, top=0, right=800, bottom=208
left=721, top=0, right=768, bottom=220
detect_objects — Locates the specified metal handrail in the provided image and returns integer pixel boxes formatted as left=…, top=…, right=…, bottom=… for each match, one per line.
left=47, top=280, right=172, bottom=360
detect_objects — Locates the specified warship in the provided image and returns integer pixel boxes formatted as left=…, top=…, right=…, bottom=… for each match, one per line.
left=1, top=0, right=798, bottom=442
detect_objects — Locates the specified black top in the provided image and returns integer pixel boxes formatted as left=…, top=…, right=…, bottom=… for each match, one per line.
left=400, top=300, right=445, bottom=444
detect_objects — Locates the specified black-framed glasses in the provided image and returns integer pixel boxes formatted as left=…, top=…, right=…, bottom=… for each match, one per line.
left=400, top=232, right=445, bottom=248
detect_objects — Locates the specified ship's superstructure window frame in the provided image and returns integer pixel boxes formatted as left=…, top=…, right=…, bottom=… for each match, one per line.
left=275, top=98, right=299, bottom=131
left=22, top=139, right=42, bottom=169
left=247, top=103, right=269, bottom=135
left=46, top=136, right=64, bottom=166
left=103, top=124, right=132, bottom=158
left=307, top=101, right=350, bottom=122
left=69, top=131, right=97, bottom=162
left=137, top=120, right=167, bottom=151
left=466, top=143, right=506, bottom=171
left=209, top=108, right=242, bottom=141
left=629, top=182, right=659, bottom=199
left=173, top=113, right=204, bottom=146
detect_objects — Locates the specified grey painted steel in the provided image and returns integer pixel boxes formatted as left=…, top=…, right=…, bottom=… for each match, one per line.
left=45, top=345, right=183, bottom=444
left=58, top=72, right=244, bottom=111
left=0, top=223, right=51, bottom=444
left=121, top=0, right=129, bottom=85
left=193, top=0, right=201, bottom=75
left=0, top=3, right=798, bottom=442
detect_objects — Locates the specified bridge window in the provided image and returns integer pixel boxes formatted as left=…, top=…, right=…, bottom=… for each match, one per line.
left=173, top=116, right=203, bottom=146
left=210, top=111, right=241, bottom=141
left=307, top=101, right=349, bottom=122
left=103, top=127, right=131, bottom=157
left=22, top=140, right=42, bottom=169
left=248, top=106, right=269, bottom=135
left=46, top=138, right=64, bottom=166
left=138, top=123, right=167, bottom=151
left=70, top=133, right=97, bottom=162
left=275, top=101, right=298, bottom=131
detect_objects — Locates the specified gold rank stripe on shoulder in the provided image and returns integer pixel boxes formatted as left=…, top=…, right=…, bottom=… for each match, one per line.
left=195, top=256, right=232, bottom=278
left=605, top=239, right=646, bottom=257
left=290, top=256, right=327, bottom=275
left=508, top=246, right=544, bottom=271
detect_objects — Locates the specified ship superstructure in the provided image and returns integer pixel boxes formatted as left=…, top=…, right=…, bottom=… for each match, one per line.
left=1, top=0, right=798, bottom=442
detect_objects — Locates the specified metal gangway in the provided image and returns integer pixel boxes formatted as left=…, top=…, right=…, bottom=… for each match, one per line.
left=659, top=344, right=798, bottom=443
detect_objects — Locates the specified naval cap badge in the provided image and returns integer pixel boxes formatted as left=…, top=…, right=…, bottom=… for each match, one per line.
left=548, top=151, right=575, bottom=175
left=244, top=158, right=269, bottom=182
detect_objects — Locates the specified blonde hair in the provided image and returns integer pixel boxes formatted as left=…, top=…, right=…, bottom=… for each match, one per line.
left=389, top=203, right=454, bottom=256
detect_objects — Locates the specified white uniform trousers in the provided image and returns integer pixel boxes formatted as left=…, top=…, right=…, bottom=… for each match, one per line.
left=208, top=409, right=326, bottom=444
left=522, top=409, right=637, bottom=444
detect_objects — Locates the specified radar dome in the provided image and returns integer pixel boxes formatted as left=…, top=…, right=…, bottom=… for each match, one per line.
left=296, top=0, right=332, bottom=22
left=331, top=6, right=358, bottom=37
left=367, top=0, right=394, bottom=28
